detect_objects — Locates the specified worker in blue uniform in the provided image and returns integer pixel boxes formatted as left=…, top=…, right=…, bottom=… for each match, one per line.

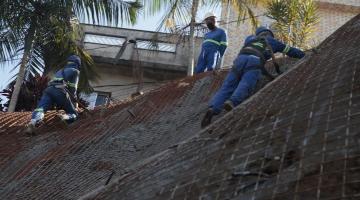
left=201, top=26, right=305, bottom=127
left=195, top=12, right=227, bottom=74
left=25, top=55, right=81, bottom=134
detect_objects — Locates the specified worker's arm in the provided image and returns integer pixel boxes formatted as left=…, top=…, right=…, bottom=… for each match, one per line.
left=267, top=37, right=305, bottom=59
left=219, top=29, right=228, bottom=57
left=65, top=68, right=80, bottom=100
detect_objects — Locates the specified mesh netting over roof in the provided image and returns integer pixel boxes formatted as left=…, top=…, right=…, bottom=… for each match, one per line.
left=0, top=13, right=359, bottom=200
left=82, top=14, right=360, bottom=200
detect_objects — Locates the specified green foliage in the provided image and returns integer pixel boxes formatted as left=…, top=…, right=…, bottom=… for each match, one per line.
left=39, top=17, right=98, bottom=93
left=0, top=0, right=142, bottom=89
left=142, top=0, right=262, bottom=33
left=141, top=0, right=263, bottom=53
left=141, top=0, right=264, bottom=75
left=0, top=75, right=49, bottom=111
left=266, top=0, right=318, bottom=49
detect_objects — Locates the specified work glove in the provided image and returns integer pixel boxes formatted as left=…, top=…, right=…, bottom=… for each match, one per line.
left=75, top=103, right=79, bottom=111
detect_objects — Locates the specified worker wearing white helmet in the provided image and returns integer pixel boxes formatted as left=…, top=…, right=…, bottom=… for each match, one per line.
left=194, top=12, right=228, bottom=74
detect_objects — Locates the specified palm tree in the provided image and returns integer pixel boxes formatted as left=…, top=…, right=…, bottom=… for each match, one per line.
left=1, top=0, right=141, bottom=112
left=266, top=0, right=318, bottom=49
left=143, top=0, right=261, bottom=76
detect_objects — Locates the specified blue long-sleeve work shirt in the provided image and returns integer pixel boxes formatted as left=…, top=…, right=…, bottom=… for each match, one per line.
left=49, top=62, right=80, bottom=98
left=244, top=35, right=305, bottom=59
left=202, top=27, right=228, bottom=57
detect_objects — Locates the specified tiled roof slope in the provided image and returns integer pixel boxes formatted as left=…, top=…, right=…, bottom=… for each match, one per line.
left=82, top=14, right=360, bottom=199
left=0, top=71, right=230, bottom=199
left=0, top=47, right=299, bottom=200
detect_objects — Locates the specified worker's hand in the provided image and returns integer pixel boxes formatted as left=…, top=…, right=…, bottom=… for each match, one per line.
left=311, top=48, right=320, bottom=54
left=75, top=103, right=79, bottom=110
left=75, top=106, right=83, bottom=113
left=304, top=47, right=320, bottom=56
left=76, top=107, right=83, bottom=113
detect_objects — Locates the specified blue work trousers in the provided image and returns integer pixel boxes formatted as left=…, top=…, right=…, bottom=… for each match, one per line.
left=31, top=86, right=77, bottom=120
left=210, top=54, right=262, bottom=114
left=195, top=48, right=220, bottom=74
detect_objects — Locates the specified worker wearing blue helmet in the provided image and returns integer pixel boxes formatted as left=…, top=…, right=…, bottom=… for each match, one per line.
left=25, top=55, right=82, bottom=134
left=201, top=26, right=305, bottom=127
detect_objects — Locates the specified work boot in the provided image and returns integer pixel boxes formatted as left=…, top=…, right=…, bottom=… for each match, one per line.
left=224, top=100, right=234, bottom=112
left=26, top=111, right=45, bottom=135
left=24, top=119, right=42, bottom=136
left=24, top=123, right=36, bottom=136
left=57, top=113, right=77, bottom=125
left=201, top=108, right=214, bottom=128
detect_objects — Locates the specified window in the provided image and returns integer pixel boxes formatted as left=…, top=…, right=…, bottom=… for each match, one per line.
left=80, top=91, right=111, bottom=110
left=84, top=34, right=126, bottom=46
left=136, top=40, right=176, bottom=53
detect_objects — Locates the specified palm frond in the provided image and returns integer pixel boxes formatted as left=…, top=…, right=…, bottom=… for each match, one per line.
left=69, top=0, right=142, bottom=26
left=226, top=0, right=260, bottom=27
left=25, top=47, right=44, bottom=79
left=39, top=18, right=99, bottom=92
left=0, top=28, right=23, bottom=66
left=266, top=0, right=318, bottom=49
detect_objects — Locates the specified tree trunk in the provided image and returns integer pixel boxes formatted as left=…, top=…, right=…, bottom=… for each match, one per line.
left=8, top=24, right=36, bottom=112
left=187, top=0, right=200, bottom=76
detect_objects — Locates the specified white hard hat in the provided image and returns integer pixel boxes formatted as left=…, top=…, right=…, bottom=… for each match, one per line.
left=204, top=12, right=216, bottom=20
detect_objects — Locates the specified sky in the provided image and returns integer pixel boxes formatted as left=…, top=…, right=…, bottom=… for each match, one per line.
left=0, top=5, right=221, bottom=102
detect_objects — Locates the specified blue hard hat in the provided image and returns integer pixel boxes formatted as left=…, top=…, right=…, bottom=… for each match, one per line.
left=67, top=55, right=81, bottom=67
left=255, top=26, right=274, bottom=37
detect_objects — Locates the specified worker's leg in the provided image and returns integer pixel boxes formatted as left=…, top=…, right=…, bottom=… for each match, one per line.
left=195, top=49, right=207, bottom=74
left=201, top=55, right=249, bottom=128
left=209, top=72, right=239, bottom=114
left=229, top=69, right=261, bottom=106
left=209, top=55, right=248, bottom=114
left=61, top=98, right=78, bottom=124
left=204, top=50, right=220, bottom=72
left=30, top=88, right=54, bottom=126
left=50, top=88, right=78, bottom=124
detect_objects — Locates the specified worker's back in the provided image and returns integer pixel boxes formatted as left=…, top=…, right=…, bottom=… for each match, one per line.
left=26, top=55, right=82, bottom=134
left=244, top=35, right=305, bottom=60
left=50, top=60, right=80, bottom=96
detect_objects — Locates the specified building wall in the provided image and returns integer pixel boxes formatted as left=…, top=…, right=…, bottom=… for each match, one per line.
left=314, top=2, right=359, bottom=45
left=317, top=0, right=360, bottom=6
left=220, top=5, right=265, bottom=67
left=220, top=0, right=359, bottom=67
left=82, top=24, right=203, bottom=72
left=89, top=64, right=163, bottom=101
left=81, top=25, right=203, bottom=103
